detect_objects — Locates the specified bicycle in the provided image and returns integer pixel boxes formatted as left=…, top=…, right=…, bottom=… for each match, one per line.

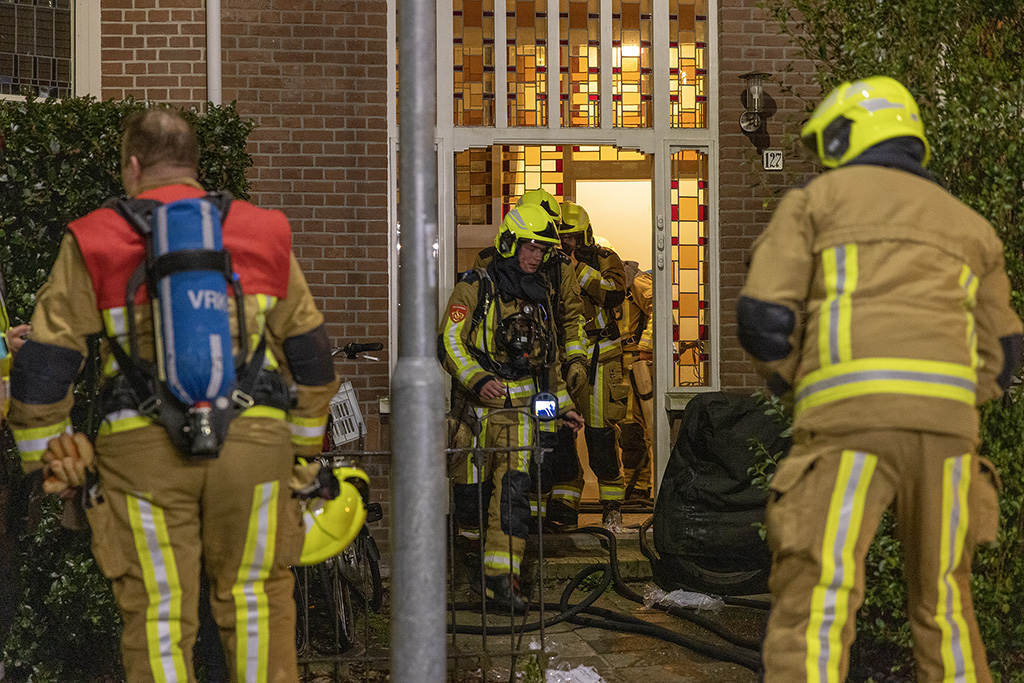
left=294, top=341, right=386, bottom=656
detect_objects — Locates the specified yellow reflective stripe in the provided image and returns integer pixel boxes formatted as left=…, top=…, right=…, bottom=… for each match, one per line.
left=101, top=307, right=130, bottom=376
left=960, top=266, right=980, bottom=372
left=551, top=487, right=582, bottom=501
left=805, top=450, right=876, bottom=683
left=127, top=494, right=187, bottom=683
left=818, top=245, right=858, bottom=368
left=483, top=551, right=521, bottom=574
left=13, top=419, right=72, bottom=462
left=98, top=410, right=154, bottom=436
left=578, top=265, right=598, bottom=288
left=599, top=485, right=625, bottom=501
left=443, top=299, right=486, bottom=386
left=796, top=358, right=977, bottom=415
left=233, top=482, right=279, bottom=683
left=241, top=405, right=286, bottom=421
left=288, top=414, right=327, bottom=445
left=937, top=455, right=976, bottom=682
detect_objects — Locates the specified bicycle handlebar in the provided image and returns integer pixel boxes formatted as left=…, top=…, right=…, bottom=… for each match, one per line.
left=333, top=342, right=384, bottom=359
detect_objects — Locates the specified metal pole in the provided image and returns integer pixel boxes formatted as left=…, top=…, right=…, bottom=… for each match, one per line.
left=205, top=0, right=222, bottom=106
left=392, top=1, right=445, bottom=682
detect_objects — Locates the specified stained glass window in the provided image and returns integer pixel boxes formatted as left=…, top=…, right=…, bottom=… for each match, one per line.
left=611, top=0, right=652, bottom=128
left=670, top=149, right=710, bottom=387
left=0, top=0, right=73, bottom=98
left=507, top=0, right=548, bottom=127
left=559, top=0, right=599, bottom=128
left=669, top=0, right=708, bottom=128
left=501, top=145, right=564, bottom=214
left=454, top=0, right=496, bottom=126
left=455, top=148, right=495, bottom=226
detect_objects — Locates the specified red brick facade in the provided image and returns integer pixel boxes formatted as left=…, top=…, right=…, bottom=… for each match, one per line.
left=717, top=0, right=818, bottom=392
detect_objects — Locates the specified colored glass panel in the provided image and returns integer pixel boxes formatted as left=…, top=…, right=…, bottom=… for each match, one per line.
left=669, top=0, right=708, bottom=128
left=671, top=149, right=710, bottom=387
left=455, top=148, right=496, bottom=225
left=611, top=0, right=652, bottom=128
left=507, top=0, right=548, bottom=127
left=0, top=0, right=72, bottom=98
left=454, top=0, right=496, bottom=126
left=559, top=0, right=600, bottom=128
left=501, top=145, right=564, bottom=215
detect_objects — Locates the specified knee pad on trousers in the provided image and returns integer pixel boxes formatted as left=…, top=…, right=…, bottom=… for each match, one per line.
left=585, top=426, right=620, bottom=481
left=550, top=426, right=582, bottom=483
left=499, top=470, right=533, bottom=540
left=453, top=482, right=493, bottom=530
left=618, top=422, right=647, bottom=470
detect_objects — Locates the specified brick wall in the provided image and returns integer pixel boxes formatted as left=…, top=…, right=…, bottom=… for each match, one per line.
left=100, top=0, right=392, bottom=444
left=717, top=0, right=819, bottom=392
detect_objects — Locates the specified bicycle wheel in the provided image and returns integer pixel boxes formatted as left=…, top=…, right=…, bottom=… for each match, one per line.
left=317, top=556, right=356, bottom=652
left=338, top=529, right=383, bottom=612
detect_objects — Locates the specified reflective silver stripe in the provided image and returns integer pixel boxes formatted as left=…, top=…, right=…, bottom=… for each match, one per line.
left=133, top=497, right=180, bottom=680
left=816, top=452, right=870, bottom=682
left=207, top=333, right=225, bottom=399
left=551, top=488, right=581, bottom=500
left=797, top=368, right=976, bottom=404
left=14, top=423, right=73, bottom=456
left=239, top=483, right=275, bottom=683
left=200, top=198, right=215, bottom=249
left=943, top=456, right=968, bottom=681
left=827, top=246, right=849, bottom=365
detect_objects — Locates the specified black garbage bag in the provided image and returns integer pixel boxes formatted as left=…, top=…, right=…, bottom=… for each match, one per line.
left=648, top=392, right=790, bottom=596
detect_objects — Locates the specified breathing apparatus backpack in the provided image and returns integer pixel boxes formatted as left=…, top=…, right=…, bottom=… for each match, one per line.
left=107, top=192, right=267, bottom=458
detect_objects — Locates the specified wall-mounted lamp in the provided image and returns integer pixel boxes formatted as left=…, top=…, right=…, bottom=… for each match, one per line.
left=739, top=71, right=768, bottom=132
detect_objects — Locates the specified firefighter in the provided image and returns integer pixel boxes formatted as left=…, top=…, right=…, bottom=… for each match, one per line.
left=618, top=262, right=654, bottom=500
left=6, top=108, right=339, bottom=683
left=441, top=203, right=584, bottom=613
left=739, top=76, right=1023, bottom=683
left=548, top=200, right=630, bottom=531
left=468, top=188, right=589, bottom=525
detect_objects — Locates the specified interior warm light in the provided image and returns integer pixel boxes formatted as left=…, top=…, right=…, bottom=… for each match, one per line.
left=621, top=44, right=641, bottom=58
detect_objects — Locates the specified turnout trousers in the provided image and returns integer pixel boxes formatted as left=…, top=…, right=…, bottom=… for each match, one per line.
left=86, top=416, right=305, bottom=683
left=450, top=406, right=535, bottom=578
left=763, top=429, right=999, bottom=683
left=550, top=356, right=627, bottom=511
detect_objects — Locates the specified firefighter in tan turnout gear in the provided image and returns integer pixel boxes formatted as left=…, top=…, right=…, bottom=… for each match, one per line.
left=547, top=200, right=630, bottom=531
left=441, top=203, right=584, bottom=613
left=470, top=189, right=589, bottom=525
left=739, top=76, right=1023, bottom=683
left=6, top=109, right=339, bottom=683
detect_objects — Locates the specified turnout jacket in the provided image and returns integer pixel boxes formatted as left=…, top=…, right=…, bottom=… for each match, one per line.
left=440, top=267, right=574, bottom=414
left=473, top=246, right=587, bottom=364
left=7, top=182, right=339, bottom=466
left=574, top=245, right=627, bottom=362
left=739, top=164, right=1023, bottom=438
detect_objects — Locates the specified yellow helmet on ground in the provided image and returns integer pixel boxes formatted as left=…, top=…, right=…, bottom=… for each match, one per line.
left=516, top=188, right=561, bottom=222
left=299, top=466, right=368, bottom=566
left=558, top=200, right=594, bottom=246
left=494, top=204, right=561, bottom=260
left=801, top=76, right=930, bottom=169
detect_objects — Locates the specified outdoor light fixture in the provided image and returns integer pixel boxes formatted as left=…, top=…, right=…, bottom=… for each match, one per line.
left=739, top=71, right=768, bottom=132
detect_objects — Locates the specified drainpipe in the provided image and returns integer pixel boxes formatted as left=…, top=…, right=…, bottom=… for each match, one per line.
left=206, top=0, right=222, bottom=106
left=391, top=1, right=444, bottom=682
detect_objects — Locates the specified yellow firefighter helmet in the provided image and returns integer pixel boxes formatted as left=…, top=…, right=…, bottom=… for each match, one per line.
left=494, top=204, right=562, bottom=260
left=516, top=188, right=561, bottom=222
left=801, top=75, right=930, bottom=169
left=299, top=466, right=369, bottom=566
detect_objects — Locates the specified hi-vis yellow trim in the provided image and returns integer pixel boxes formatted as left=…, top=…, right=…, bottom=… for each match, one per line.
left=233, top=482, right=279, bottom=683
left=241, top=405, right=286, bottom=421
left=796, top=357, right=977, bottom=415
left=13, top=419, right=73, bottom=462
left=936, top=454, right=976, bottom=682
left=805, top=450, right=877, bottom=683
left=959, top=266, right=980, bottom=372
left=288, top=413, right=328, bottom=446
left=126, top=494, right=187, bottom=683
left=818, top=245, right=858, bottom=368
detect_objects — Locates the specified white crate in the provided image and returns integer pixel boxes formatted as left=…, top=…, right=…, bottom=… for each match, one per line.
left=329, top=381, right=365, bottom=446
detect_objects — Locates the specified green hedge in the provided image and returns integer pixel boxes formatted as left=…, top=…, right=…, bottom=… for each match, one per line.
left=0, top=95, right=254, bottom=682
left=756, top=2, right=1024, bottom=678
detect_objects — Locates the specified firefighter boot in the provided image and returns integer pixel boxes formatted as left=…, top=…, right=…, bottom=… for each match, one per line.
left=484, top=574, right=528, bottom=615
left=602, top=500, right=624, bottom=533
